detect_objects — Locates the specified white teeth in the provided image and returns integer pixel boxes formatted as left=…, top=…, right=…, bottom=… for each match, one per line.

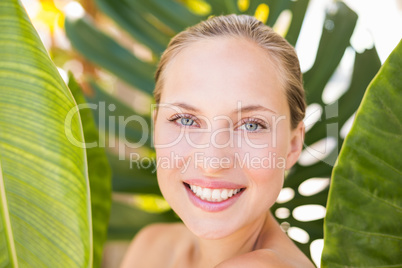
left=228, top=189, right=234, bottom=197
left=188, top=184, right=243, bottom=202
left=196, top=186, right=203, bottom=197
left=202, top=188, right=212, bottom=201
left=220, top=189, right=228, bottom=200
left=212, top=189, right=220, bottom=200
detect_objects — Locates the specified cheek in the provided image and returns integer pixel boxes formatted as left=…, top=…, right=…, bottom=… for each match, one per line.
left=234, top=126, right=289, bottom=169
left=243, top=155, right=285, bottom=211
left=235, top=133, right=288, bottom=206
left=154, top=129, right=192, bottom=169
left=154, top=122, right=185, bottom=149
left=237, top=143, right=286, bottom=171
left=154, top=123, right=192, bottom=192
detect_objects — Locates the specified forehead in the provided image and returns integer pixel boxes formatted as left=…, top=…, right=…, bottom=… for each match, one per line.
left=161, top=37, right=287, bottom=115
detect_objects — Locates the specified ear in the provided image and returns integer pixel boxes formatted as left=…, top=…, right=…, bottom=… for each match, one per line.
left=285, top=121, right=305, bottom=170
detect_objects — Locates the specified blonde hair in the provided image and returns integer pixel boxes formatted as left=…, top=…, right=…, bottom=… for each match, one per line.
left=154, top=14, right=306, bottom=129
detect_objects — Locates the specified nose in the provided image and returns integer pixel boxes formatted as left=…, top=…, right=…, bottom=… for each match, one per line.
left=190, top=127, right=234, bottom=176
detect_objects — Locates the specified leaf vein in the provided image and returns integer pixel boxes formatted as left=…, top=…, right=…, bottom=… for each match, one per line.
left=350, top=144, right=402, bottom=176
left=342, top=175, right=402, bottom=213
left=327, top=222, right=402, bottom=240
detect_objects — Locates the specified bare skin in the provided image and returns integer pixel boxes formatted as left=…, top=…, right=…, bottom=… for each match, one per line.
left=120, top=37, right=315, bottom=268
left=120, top=211, right=314, bottom=268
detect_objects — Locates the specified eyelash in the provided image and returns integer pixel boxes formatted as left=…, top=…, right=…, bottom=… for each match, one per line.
left=167, top=113, right=200, bottom=128
left=238, top=117, right=269, bottom=131
left=166, top=113, right=269, bottom=132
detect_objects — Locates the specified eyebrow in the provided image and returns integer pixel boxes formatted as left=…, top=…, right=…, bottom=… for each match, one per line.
left=168, top=102, right=277, bottom=115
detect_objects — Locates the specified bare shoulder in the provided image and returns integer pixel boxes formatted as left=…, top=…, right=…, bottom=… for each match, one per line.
left=216, top=249, right=315, bottom=268
left=119, top=222, right=190, bottom=268
left=216, top=215, right=315, bottom=268
left=216, top=212, right=316, bottom=268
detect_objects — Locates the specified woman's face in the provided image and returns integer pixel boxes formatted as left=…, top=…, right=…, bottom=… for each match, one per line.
left=153, top=37, right=303, bottom=239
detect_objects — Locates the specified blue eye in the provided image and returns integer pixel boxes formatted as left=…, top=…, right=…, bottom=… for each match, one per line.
left=238, top=118, right=268, bottom=132
left=167, top=114, right=268, bottom=132
left=180, top=117, right=194, bottom=126
left=167, top=113, right=199, bottom=128
left=244, top=122, right=259, bottom=131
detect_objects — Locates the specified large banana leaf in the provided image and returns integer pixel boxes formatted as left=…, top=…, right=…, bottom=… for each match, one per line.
left=321, top=40, right=402, bottom=266
left=64, top=0, right=381, bottom=261
left=0, top=0, right=92, bottom=267
left=68, top=74, right=112, bottom=268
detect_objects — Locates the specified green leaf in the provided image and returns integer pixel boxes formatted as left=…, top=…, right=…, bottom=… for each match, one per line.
left=304, top=47, right=381, bottom=146
left=86, top=81, right=153, bottom=149
left=0, top=1, right=91, bottom=267
left=223, top=0, right=240, bottom=14
left=95, top=0, right=172, bottom=55
left=303, top=2, right=357, bottom=104
left=204, top=0, right=232, bottom=15
left=64, top=16, right=155, bottom=95
left=68, top=74, right=112, bottom=268
left=106, top=152, right=160, bottom=195
left=107, top=201, right=178, bottom=240
left=123, top=0, right=201, bottom=34
left=266, top=0, right=292, bottom=27
left=148, top=0, right=203, bottom=27
left=286, top=0, right=309, bottom=46
left=321, top=40, right=402, bottom=266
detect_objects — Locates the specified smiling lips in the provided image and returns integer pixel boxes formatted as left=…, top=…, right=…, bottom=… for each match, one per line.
left=183, top=179, right=246, bottom=212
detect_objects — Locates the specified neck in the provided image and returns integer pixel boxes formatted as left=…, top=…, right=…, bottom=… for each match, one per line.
left=192, top=211, right=271, bottom=268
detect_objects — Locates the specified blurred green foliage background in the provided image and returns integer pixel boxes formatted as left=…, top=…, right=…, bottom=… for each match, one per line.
left=19, top=0, right=390, bottom=266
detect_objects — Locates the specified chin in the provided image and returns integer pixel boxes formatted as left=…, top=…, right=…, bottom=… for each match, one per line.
left=182, top=216, right=241, bottom=240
